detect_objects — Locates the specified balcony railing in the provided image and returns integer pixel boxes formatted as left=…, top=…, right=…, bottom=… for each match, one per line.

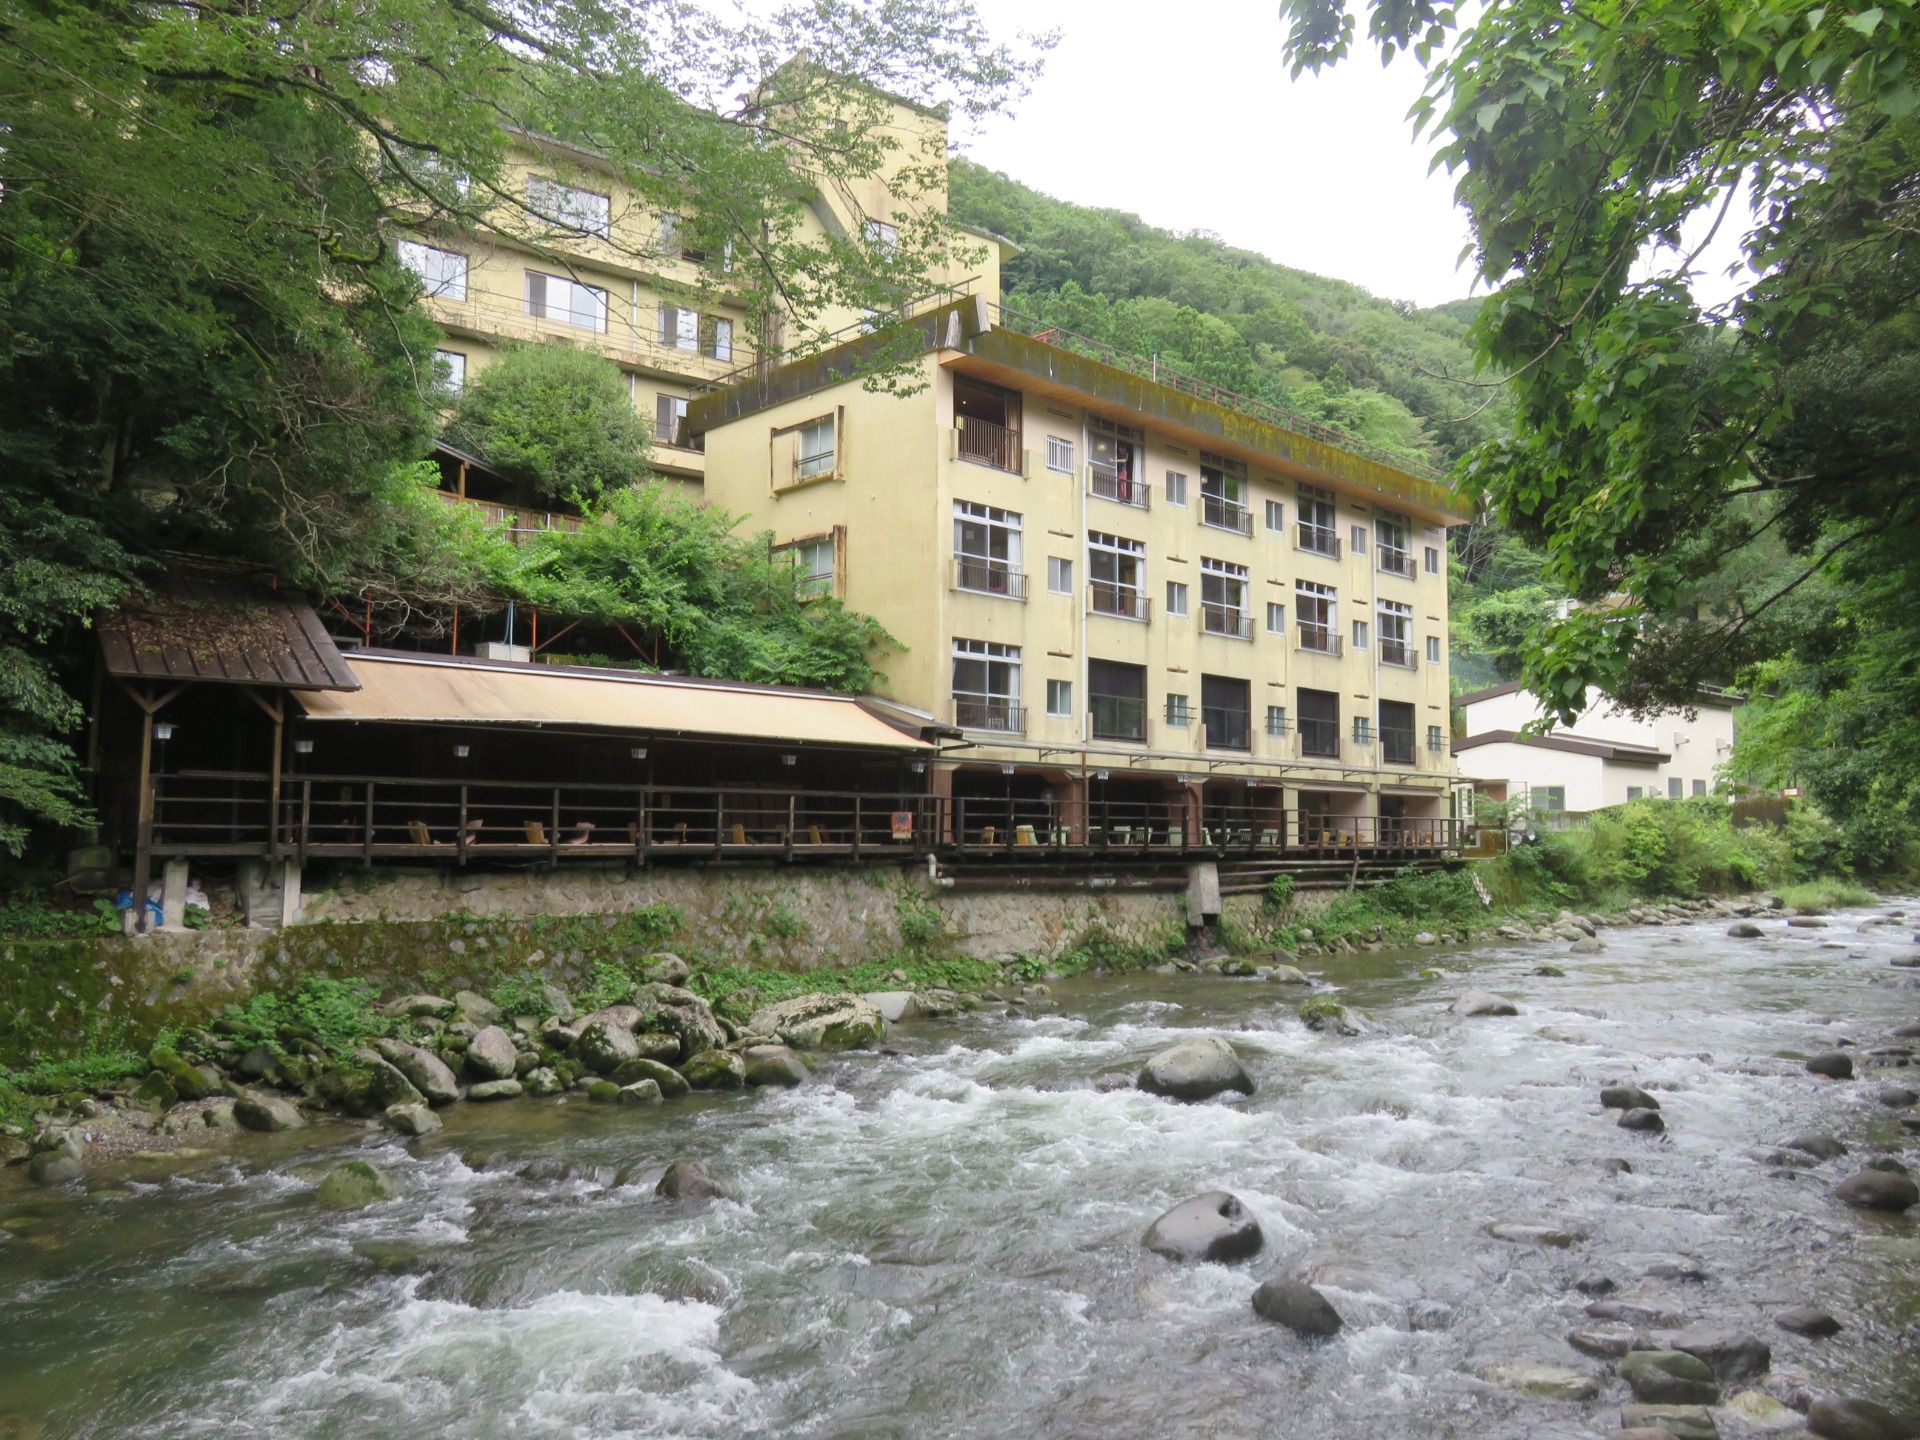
left=1202, top=707, right=1251, bottom=751
left=1200, top=602, right=1254, bottom=639
left=952, top=556, right=1029, bottom=601
left=956, top=415, right=1023, bottom=473
left=1380, top=640, right=1418, bottom=669
left=1295, top=625, right=1342, bottom=657
left=1200, top=493, right=1253, bottom=536
left=1088, top=462, right=1150, bottom=510
left=1381, top=727, right=1417, bottom=766
left=1089, top=694, right=1147, bottom=743
left=954, top=695, right=1026, bottom=734
left=1298, top=719, right=1341, bottom=758
left=1378, top=547, right=1415, bottom=578
left=1089, top=580, right=1150, bottom=621
left=434, top=490, right=585, bottom=544
left=1296, top=523, right=1341, bottom=559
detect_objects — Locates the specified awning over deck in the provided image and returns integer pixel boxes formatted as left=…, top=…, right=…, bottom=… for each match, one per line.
left=294, top=652, right=933, bottom=753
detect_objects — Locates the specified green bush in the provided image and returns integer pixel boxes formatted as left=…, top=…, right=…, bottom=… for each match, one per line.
left=895, top=895, right=946, bottom=949
left=213, top=977, right=388, bottom=1057
left=1263, top=874, right=1296, bottom=910
left=0, top=895, right=121, bottom=940
left=1775, top=879, right=1878, bottom=913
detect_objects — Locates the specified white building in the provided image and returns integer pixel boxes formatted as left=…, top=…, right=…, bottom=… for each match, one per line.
left=1453, top=681, right=1737, bottom=814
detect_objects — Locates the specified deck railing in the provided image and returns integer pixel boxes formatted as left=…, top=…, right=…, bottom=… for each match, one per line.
left=956, top=415, right=1023, bottom=472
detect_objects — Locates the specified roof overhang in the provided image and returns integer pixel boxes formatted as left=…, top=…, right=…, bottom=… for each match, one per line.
left=1453, top=729, right=1669, bottom=766
left=98, top=583, right=359, bottom=691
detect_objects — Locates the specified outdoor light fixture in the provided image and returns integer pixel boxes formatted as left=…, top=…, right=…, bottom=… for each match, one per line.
left=781, top=753, right=798, bottom=767
left=153, top=721, right=175, bottom=742
left=911, top=761, right=927, bottom=774
left=453, top=744, right=471, bottom=760
left=1177, top=773, right=1192, bottom=785
left=630, top=746, right=648, bottom=761
left=1095, top=769, right=1110, bottom=781
left=293, top=739, right=314, bottom=756
left=1000, top=764, right=1015, bottom=775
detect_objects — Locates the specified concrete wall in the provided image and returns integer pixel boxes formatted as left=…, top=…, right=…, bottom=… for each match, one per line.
left=1460, top=685, right=1737, bottom=804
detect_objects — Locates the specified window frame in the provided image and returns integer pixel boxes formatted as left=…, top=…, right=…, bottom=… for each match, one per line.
left=1047, top=556, right=1074, bottom=595
left=1046, top=678, right=1074, bottom=718
left=952, top=501, right=1026, bottom=599
left=432, top=349, right=466, bottom=393
left=398, top=240, right=468, bottom=300
left=951, top=637, right=1024, bottom=733
left=527, top=176, right=611, bottom=238
left=1165, top=580, right=1189, bottom=617
left=525, top=269, right=608, bottom=332
left=1046, top=435, right=1075, bottom=474
left=1164, top=470, right=1188, bottom=507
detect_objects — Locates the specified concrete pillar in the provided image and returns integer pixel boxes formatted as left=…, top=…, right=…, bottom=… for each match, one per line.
left=1186, top=861, right=1221, bottom=926
left=160, top=859, right=189, bottom=930
left=278, top=858, right=304, bottom=928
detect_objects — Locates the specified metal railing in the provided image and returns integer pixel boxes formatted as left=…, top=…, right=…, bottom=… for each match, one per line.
left=1200, top=493, right=1253, bottom=535
left=1298, top=718, right=1341, bottom=758
left=1380, top=640, right=1418, bottom=669
left=1201, top=602, right=1254, bottom=640
left=1089, top=694, right=1147, bottom=743
left=953, top=695, right=1026, bottom=734
left=434, top=490, right=585, bottom=542
left=952, top=557, right=1028, bottom=601
left=1089, top=580, right=1150, bottom=621
left=1295, top=625, right=1342, bottom=657
left=1202, top=708, right=1251, bottom=751
left=956, top=415, right=1023, bottom=473
left=1088, top=462, right=1150, bottom=509
left=1296, top=524, right=1341, bottom=559
left=1291, top=814, right=1465, bottom=854
left=1378, top=547, right=1415, bottom=578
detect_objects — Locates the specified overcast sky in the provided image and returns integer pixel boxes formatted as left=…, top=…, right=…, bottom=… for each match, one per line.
left=954, top=0, right=1480, bottom=309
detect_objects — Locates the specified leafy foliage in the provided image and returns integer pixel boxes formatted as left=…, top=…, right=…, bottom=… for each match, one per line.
left=0, top=895, right=121, bottom=940
left=213, top=978, right=390, bottom=1058
left=445, top=347, right=653, bottom=503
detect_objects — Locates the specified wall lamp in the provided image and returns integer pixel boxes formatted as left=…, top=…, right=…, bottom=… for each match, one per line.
left=910, top=761, right=927, bottom=774
left=630, top=746, right=648, bottom=761
left=153, top=721, right=176, bottom=743
left=781, top=753, right=798, bottom=767
left=999, top=763, right=1015, bottom=775
left=453, top=743, right=471, bottom=760
left=292, top=739, right=315, bottom=756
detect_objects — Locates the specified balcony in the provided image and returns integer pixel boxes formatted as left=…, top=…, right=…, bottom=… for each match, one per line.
left=954, top=695, right=1026, bottom=734
left=1090, top=580, right=1150, bottom=622
left=1200, top=603, right=1253, bottom=640
left=1381, top=727, right=1417, bottom=766
left=1089, top=694, right=1147, bottom=743
left=1200, top=493, right=1253, bottom=536
left=956, top=415, right=1023, bottom=473
left=1088, top=462, right=1151, bottom=510
left=952, top=556, right=1029, bottom=601
left=1298, top=718, right=1341, bottom=758
left=1296, top=523, right=1341, bottom=559
left=1380, top=640, right=1418, bottom=669
left=1202, top=707, right=1251, bottom=751
left=1295, top=625, right=1342, bottom=657
left=1378, top=547, right=1415, bottom=578
left=434, top=490, right=584, bottom=545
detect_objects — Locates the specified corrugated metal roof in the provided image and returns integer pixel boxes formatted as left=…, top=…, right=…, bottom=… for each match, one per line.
left=295, top=653, right=932, bottom=752
left=98, top=582, right=359, bottom=691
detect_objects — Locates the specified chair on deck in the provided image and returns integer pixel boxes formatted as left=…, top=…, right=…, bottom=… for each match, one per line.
left=563, top=820, right=596, bottom=846
left=807, top=823, right=824, bottom=846
left=523, top=820, right=548, bottom=845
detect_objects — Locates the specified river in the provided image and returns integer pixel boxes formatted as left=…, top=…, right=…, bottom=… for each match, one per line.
left=3, top=905, right=1919, bottom=1438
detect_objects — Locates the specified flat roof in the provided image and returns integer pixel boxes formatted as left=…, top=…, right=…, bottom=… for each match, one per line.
left=1457, top=679, right=1745, bottom=709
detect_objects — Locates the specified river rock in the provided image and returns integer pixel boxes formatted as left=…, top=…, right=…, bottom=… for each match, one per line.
left=1835, top=1169, right=1919, bottom=1211
left=1808, top=1397, right=1913, bottom=1440
left=356, top=1054, right=424, bottom=1109
left=1879, top=1086, right=1919, bottom=1108
left=386, top=993, right=456, bottom=1019
left=1666, top=1326, right=1770, bottom=1381
left=522, top=1067, right=562, bottom=1096
left=1486, top=1221, right=1585, bottom=1248
left=609, top=1057, right=691, bottom=1098
left=742, top=1045, right=810, bottom=1088
left=1619, top=1404, right=1720, bottom=1440
left=1788, top=915, right=1828, bottom=928
left=147, top=1045, right=212, bottom=1101
left=1136, top=1036, right=1255, bottom=1101
left=631, top=984, right=728, bottom=1061
left=1620, top=1350, right=1720, bottom=1406
left=680, top=1049, right=746, bottom=1089
left=1142, top=1191, right=1263, bottom=1263
left=1777, top=1306, right=1842, bottom=1337
left=26, top=1132, right=84, bottom=1186
left=1568, top=1326, right=1641, bottom=1359
left=1251, top=1277, right=1342, bottom=1336
left=384, top=1102, right=441, bottom=1136
left=745, top=993, right=886, bottom=1050
left=453, top=989, right=502, bottom=1025
left=640, top=952, right=691, bottom=985
left=1481, top=1365, right=1599, bottom=1402
left=234, top=1093, right=305, bottom=1132
left=1571, top=935, right=1605, bottom=954
left=314, top=1160, right=392, bottom=1209
left=1603, top=1084, right=1661, bottom=1111
left=1588, top=1300, right=1689, bottom=1327
left=1728, top=922, right=1765, bottom=938
left=1620, top=1106, right=1666, bottom=1133
left=617, top=1079, right=663, bottom=1106
left=1787, top=1133, right=1848, bottom=1161
left=464, top=1025, right=519, bottom=1081
left=1724, top=1390, right=1804, bottom=1429
left=1266, top=964, right=1312, bottom=985
left=1452, top=990, right=1520, bottom=1017
left=1890, top=954, right=1920, bottom=969
left=861, top=991, right=920, bottom=1023
left=1298, top=997, right=1368, bottom=1034
left=468, top=1079, right=522, bottom=1101
left=581, top=1003, right=643, bottom=1031
left=584, top=1079, right=620, bottom=1103
left=572, top=1018, right=641, bottom=1075
left=1807, top=1051, right=1855, bottom=1080
left=656, top=1158, right=731, bottom=1202
left=372, top=1039, right=462, bottom=1105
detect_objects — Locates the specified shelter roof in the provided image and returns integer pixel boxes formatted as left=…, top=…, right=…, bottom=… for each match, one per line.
left=98, top=582, right=358, bottom=691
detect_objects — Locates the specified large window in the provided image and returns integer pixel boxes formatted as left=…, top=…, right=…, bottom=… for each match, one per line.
left=955, top=375, right=1022, bottom=472
left=658, top=304, right=732, bottom=359
left=1296, top=482, right=1339, bottom=557
left=782, top=537, right=835, bottom=597
left=795, top=416, right=836, bottom=479
left=1536, top=786, right=1567, bottom=812
left=1199, top=453, right=1251, bottom=534
left=864, top=218, right=900, bottom=255
left=1089, top=418, right=1148, bottom=508
left=654, top=393, right=688, bottom=446
left=1200, top=558, right=1251, bottom=638
left=1201, top=674, right=1251, bottom=751
left=1298, top=688, right=1340, bottom=758
left=1378, top=599, right=1415, bottom=667
left=398, top=240, right=467, bottom=299
left=953, top=501, right=1026, bottom=599
left=952, top=639, right=1023, bottom=733
left=1379, top=699, right=1416, bottom=765
left=432, top=350, right=466, bottom=393
left=1376, top=511, right=1414, bottom=577
left=1089, top=659, right=1147, bottom=742
left=526, top=270, right=608, bottom=332
left=527, top=177, right=610, bottom=238
left=1295, top=580, right=1339, bottom=654
left=1089, top=531, right=1148, bottom=620
left=701, top=316, right=733, bottom=361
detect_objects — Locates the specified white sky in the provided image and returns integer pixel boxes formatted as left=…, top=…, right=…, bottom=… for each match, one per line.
left=956, top=0, right=1480, bottom=309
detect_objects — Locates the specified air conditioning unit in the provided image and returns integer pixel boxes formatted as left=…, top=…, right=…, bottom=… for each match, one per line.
left=475, top=642, right=531, bottom=663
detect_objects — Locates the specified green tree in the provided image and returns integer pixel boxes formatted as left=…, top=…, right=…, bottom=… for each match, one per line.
left=445, top=347, right=652, bottom=503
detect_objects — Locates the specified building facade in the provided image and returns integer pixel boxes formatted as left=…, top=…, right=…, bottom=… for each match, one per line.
left=689, top=297, right=1475, bottom=847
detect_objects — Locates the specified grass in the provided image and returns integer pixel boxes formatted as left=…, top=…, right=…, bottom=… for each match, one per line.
left=1774, top=879, right=1879, bottom=914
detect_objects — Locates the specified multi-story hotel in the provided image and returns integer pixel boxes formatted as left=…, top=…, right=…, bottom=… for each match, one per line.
left=689, top=297, right=1474, bottom=847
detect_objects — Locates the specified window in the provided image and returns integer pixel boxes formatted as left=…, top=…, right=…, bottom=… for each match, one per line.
left=659, top=302, right=699, bottom=351
left=1298, top=688, right=1340, bottom=757
left=1046, top=679, right=1074, bottom=718
left=1295, top=580, right=1338, bottom=654
left=953, top=501, right=1025, bottom=598
left=1201, top=674, right=1251, bottom=751
left=1351, top=619, right=1370, bottom=651
left=1296, top=482, right=1338, bottom=557
left=1538, top=786, right=1568, bottom=812
left=1352, top=715, right=1373, bottom=745
left=1692, top=779, right=1707, bottom=797
left=398, top=240, right=467, bottom=299
left=1265, top=499, right=1285, bottom=532
left=1426, top=635, right=1442, bottom=665
left=864, top=218, right=900, bottom=255
left=1265, top=602, right=1286, bottom=635
left=1165, top=693, right=1191, bottom=727
left=1266, top=705, right=1289, bottom=736
left=654, top=393, right=688, bottom=446
left=1378, top=599, right=1414, bottom=667
left=527, top=176, right=610, bottom=238
left=1350, top=524, right=1369, bottom=556
left=1089, top=532, right=1148, bottom=620
left=1425, top=545, right=1442, bottom=575
left=1047, top=556, right=1073, bottom=595
left=1668, top=777, right=1684, bottom=800
left=1200, top=558, right=1251, bottom=638
left=784, top=538, right=835, bottom=597
left=1376, top=512, right=1413, bottom=576
left=796, top=416, right=836, bottom=480
left=952, top=638, right=1022, bottom=732
left=1046, top=436, right=1075, bottom=474
left=526, top=270, right=608, bottom=332
left=1166, top=580, right=1189, bottom=617
left=1627, top=786, right=1644, bottom=801
left=700, top=316, right=733, bottom=362
left=1165, top=470, right=1188, bottom=506
left=1089, top=659, right=1147, bottom=742
left=656, top=213, right=681, bottom=257
left=955, top=376, right=1023, bottom=472
left=432, top=350, right=466, bottom=393
left=389, top=150, right=469, bottom=197
left=1380, top=700, right=1415, bottom=765
left=1089, top=419, right=1147, bottom=507
left=1427, top=724, right=1445, bottom=753
left=1199, top=453, right=1251, bottom=534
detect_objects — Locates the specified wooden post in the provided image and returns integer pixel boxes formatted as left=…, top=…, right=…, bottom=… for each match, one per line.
left=637, top=786, right=649, bottom=863
left=298, top=779, right=312, bottom=866
left=362, top=782, right=375, bottom=866
left=457, top=784, right=469, bottom=865
left=267, top=706, right=282, bottom=859
left=549, top=789, right=560, bottom=865
left=851, top=795, right=862, bottom=859
left=785, top=795, right=796, bottom=863
left=131, top=713, right=155, bottom=933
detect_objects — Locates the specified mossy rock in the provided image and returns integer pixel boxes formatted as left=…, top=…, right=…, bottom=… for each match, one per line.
left=679, top=1049, right=746, bottom=1090
left=608, top=1057, right=690, bottom=1099
left=584, top=1079, right=620, bottom=1103
left=148, top=1046, right=212, bottom=1101
left=314, top=1160, right=393, bottom=1210
left=1298, top=996, right=1368, bottom=1036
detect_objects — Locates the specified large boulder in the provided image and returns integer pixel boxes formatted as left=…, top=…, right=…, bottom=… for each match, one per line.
left=372, top=1039, right=461, bottom=1105
left=468, top=1079, right=522, bottom=1101
left=464, top=1025, right=519, bottom=1081
left=631, top=984, right=729, bottom=1061
left=1141, top=1191, right=1263, bottom=1263
left=1667, top=1326, right=1770, bottom=1381
left=571, top=1017, right=641, bottom=1076
left=1602, top=1084, right=1660, bottom=1111
left=861, top=991, right=921, bottom=1023
left=1836, top=1169, right=1919, bottom=1212
left=617, top=1079, right=663, bottom=1106
left=1480, top=1365, right=1600, bottom=1402
left=1136, top=1036, right=1255, bottom=1102
left=234, top=1093, right=305, bottom=1132
left=385, top=993, right=456, bottom=1020
left=1619, top=1351, right=1719, bottom=1406
left=26, top=1131, right=85, bottom=1187
left=1808, top=1397, right=1913, bottom=1440
left=148, top=1045, right=213, bottom=1101
left=640, top=952, right=691, bottom=985
left=608, top=1056, right=691, bottom=1098
left=1251, top=1277, right=1343, bottom=1337
left=743, top=1045, right=810, bottom=1088
left=1451, top=991, right=1520, bottom=1017
left=453, top=989, right=503, bottom=1025
left=383, top=1101, right=441, bottom=1136
left=314, top=1160, right=392, bottom=1209
left=657, top=1158, right=732, bottom=1201
left=1727, top=922, right=1765, bottom=938
left=1807, top=1050, right=1855, bottom=1080
left=1618, top=1405, right=1718, bottom=1440
left=680, top=1049, right=746, bottom=1090
left=747, top=993, right=887, bottom=1050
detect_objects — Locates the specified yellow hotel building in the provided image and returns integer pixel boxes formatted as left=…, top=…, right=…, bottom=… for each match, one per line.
left=689, top=297, right=1477, bottom=848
